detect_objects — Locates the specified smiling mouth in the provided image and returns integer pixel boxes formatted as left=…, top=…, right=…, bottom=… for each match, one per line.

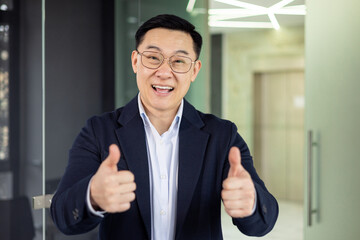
left=152, top=85, right=174, bottom=93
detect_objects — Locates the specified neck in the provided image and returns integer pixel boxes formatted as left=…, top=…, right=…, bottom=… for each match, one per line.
left=146, top=109, right=177, bottom=135
left=139, top=95, right=182, bottom=135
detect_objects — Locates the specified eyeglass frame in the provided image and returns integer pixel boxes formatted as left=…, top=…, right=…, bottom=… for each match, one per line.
left=136, top=50, right=198, bottom=74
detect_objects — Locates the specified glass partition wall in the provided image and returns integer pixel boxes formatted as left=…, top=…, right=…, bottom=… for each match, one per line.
left=1, top=0, right=39, bottom=239
left=1, top=0, right=208, bottom=239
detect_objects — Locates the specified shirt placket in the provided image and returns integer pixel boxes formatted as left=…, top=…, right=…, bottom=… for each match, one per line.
left=159, top=135, right=170, bottom=229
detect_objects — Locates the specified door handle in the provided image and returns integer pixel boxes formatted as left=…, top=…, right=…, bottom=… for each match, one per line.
left=307, top=130, right=318, bottom=226
left=32, top=194, right=53, bottom=209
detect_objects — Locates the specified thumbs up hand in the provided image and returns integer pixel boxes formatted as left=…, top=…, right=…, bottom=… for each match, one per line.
left=222, top=147, right=256, bottom=218
left=90, top=144, right=136, bottom=213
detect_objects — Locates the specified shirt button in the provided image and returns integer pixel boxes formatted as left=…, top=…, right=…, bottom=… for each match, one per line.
left=160, top=210, right=166, bottom=215
left=160, top=175, right=167, bottom=179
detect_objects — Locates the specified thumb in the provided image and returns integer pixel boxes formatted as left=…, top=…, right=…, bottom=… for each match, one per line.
left=227, top=146, right=244, bottom=177
left=101, top=144, right=121, bottom=171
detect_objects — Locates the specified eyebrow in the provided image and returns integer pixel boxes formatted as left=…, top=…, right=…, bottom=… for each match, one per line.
left=145, top=45, right=190, bottom=56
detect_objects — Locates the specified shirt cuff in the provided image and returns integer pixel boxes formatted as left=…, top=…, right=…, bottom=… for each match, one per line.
left=250, top=189, right=257, bottom=215
left=86, top=177, right=106, bottom=217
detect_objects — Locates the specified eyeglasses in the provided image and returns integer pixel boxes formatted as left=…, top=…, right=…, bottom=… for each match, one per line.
left=137, top=50, right=196, bottom=74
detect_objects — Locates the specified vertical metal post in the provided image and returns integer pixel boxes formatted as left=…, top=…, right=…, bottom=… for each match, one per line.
left=41, top=0, right=46, bottom=238
left=307, top=130, right=317, bottom=226
left=307, top=130, right=313, bottom=226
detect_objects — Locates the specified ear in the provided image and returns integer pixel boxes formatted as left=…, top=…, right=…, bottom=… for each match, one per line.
left=190, top=60, right=202, bottom=83
left=131, top=50, right=139, bottom=73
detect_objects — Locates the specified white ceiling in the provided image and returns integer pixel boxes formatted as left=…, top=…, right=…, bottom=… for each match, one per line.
left=207, top=0, right=306, bottom=33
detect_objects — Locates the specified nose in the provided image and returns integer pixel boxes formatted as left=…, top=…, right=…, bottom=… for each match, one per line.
left=155, top=58, right=173, bottom=78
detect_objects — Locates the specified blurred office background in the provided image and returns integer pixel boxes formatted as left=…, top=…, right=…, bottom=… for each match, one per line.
left=0, top=0, right=359, bottom=239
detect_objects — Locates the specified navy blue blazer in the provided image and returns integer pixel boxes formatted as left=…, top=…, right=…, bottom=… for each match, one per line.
left=50, top=96, right=278, bottom=239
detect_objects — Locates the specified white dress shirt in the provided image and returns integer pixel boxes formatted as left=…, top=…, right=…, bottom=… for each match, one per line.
left=138, top=94, right=182, bottom=240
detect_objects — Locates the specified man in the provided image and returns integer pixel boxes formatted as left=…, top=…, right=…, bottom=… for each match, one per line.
left=50, top=14, right=278, bottom=239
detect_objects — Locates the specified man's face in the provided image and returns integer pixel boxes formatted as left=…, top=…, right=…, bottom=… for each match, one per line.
left=131, top=28, right=201, bottom=115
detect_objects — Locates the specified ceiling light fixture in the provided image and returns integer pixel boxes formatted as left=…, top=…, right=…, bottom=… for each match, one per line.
left=267, top=12, right=280, bottom=30
left=186, top=0, right=197, bottom=13
left=209, top=5, right=305, bottom=16
left=209, top=20, right=273, bottom=29
left=187, top=0, right=306, bottom=30
left=215, top=0, right=266, bottom=11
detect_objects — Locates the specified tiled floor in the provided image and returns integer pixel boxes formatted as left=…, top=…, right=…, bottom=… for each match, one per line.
left=222, top=200, right=303, bottom=240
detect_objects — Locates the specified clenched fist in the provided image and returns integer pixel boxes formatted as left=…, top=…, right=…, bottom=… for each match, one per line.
left=222, top=147, right=256, bottom=218
left=90, top=144, right=136, bottom=213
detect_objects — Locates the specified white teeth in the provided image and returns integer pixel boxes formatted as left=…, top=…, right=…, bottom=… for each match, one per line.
left=152, top=85, right=174, bottom=90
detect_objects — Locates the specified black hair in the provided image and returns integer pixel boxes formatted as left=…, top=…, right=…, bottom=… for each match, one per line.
left=135, top=14, right=203, bottom=59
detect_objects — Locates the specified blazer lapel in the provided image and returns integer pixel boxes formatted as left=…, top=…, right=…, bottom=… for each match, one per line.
left=115, top=97, right=151, bottom=239
left=175, top=100, right=209, bottom=239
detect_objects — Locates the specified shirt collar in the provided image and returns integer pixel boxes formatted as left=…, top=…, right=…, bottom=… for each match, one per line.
left=137, top=93, right=183, bottom=130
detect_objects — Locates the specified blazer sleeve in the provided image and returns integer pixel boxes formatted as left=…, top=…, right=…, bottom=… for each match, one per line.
left=224, top=123, right=279, bottom=237
left=50, top=117, right=105, bottom=235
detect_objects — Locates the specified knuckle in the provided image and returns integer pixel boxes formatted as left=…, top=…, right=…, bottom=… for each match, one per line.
left=119, top=203, right=131, bottom=212
left=244, top=208, right=252, bottom=216
left=227, top=209, right=236, bottom=217
left=223, top=181, right=231, bottom=189
left=247, top=199, right=254, bottom=207
left=125, top=171, right=135, bottom=180
left=221, top=190, right=226, bottom=199
left=119, top=171, right=135, bottom=182
left=129, top=192, right=136, bottom=202
left=129, top=172, right=135, bottom=181
left=128, top=182, right=136, bottom=191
